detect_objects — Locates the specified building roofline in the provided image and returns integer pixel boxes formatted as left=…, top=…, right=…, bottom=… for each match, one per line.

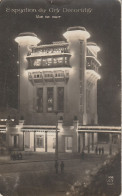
left=33, top=42, right=68, bottom=49
left=78, top=126, right=121, bottom=130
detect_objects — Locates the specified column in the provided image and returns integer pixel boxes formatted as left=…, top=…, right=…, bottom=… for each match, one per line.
left=94, top=133, right=98, bottom=145
left=88, top=133, right=90, bottom=153
left=118, top=134, right=121, bottom=151
left=23, top=131, right=25, bottom=151
left=93, top=82, right=98, bottom=124
left=54, top=86, right=57, bottom=111
left=63, top=56, right=65, bottom=65
left=55, top=123, right=58, bottom=160
left=109, top=133, right=112, bottom=155
left=85, top=133, right=88, bottom=146
left=78, top=133, right=80, bottom=153
left=43, top=87, right=46, bottom=113
left=45, top=131, right=47, bottom=152
left=92, top=133, right=94, bottom=151
left=30, top=132, right=34, bottom=150
left=82, top=133, right=85, bottom=151
left=52, top=57, right=54, bottom=65
left=34, top=132, right=36, bottom=152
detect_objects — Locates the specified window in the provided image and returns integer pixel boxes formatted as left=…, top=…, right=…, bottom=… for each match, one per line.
left=42, top=58, right=48, bottom=66
left=53, top=138, right=56, bottom=149
left=55, top=71, right=64, bottom=78
left=53, top=58, right=58, bottom=64
left=58, top=57, right=63, bottom=64
left=36, top=135, right=44, bottom=148
left=57, top=87, right=64, bottom=111
left=47, top=87, right=54, bottom=112
left=37, top=88, right=43, bottom=112
left=33, top=59, right=41, bottom=67
left=65, top=57, right=68, bottom=64
left=44, top=72, right=53, bottom=78
left=47, top=58, right=52, bottom=66
left=33, top=72, right=42, bottom=79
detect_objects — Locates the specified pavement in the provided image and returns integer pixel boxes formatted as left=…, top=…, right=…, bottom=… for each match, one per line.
left=0, top=152, right=108, bottom=164
left=0, top=153, right=109, bottom=196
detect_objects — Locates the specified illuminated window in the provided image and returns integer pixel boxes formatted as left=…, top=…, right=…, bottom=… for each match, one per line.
left=36, top=135, right=44, bottom=148
left=53, top=58, right=58, bottom=64
left=65, top=57, right=68, bottom=64
left=58, top=57, right=63, bottom=64
left=57, top=87, right=64, bottom=111
left=33, top=59, right=41, bottom=67
left=47, top=87, right=54, bottom=112
left=42, top=58, right=48, bottom=66
left=53, top=57, right=63, bottom=65
left=37, top=88, right=43, bottom=112
left=47, top=58, right=52, bottom=66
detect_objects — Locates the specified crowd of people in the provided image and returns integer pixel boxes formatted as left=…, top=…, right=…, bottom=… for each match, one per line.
left=10, top=152, right=22, bottom=160
left=80, top=146, right=105, bottom=160
left=95, top=146, right=104, bottom=155
left=55, top=160, right=64, bottom=174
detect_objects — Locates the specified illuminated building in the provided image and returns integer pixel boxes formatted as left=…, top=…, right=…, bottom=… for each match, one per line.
left=4, top=27, right=121, bottom=154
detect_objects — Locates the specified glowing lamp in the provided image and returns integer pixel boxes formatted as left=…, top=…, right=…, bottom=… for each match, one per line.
left=87, top=42, right=100, bottom=52
left=15, top=32, right=40, bottom=46
left=63, top=26, right=90, bottom=40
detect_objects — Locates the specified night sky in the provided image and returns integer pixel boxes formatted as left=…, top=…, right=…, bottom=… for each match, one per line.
left=0, top=0, right=121, bottom=125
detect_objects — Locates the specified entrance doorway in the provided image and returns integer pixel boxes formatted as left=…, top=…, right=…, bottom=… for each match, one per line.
left=11, top=135, right=18, bottom=148
left=65, top=137, right=72, bottom=152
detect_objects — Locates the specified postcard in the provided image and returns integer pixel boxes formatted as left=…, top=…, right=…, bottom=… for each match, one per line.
left=0, top=0, right=121, bottom=196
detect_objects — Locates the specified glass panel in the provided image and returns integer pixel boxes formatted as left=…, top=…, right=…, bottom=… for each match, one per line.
left=57, top=87, right=64, bottom=111
left=53, top=58, right=58, bottom=64
left=42, top=58, right=48, bottom=66
left=47, top=87, right=54, bottom=112
left=37, top=88, right=43, bottom=112
left=33, top=59, right=41, bottom=66
left=65, top=57, right=68, bottom=64
left=47, top=58, right=52, bottom=66
left=36, top=135, right=44, bottom=148
left=58, top=57, right=63, bottom=64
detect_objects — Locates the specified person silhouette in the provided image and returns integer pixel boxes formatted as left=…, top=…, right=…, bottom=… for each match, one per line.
left=55, top=160, right=59, bottom=174
left=95, top=146, right=98, bottom=154
left=60, top=161, right=64, bottom=173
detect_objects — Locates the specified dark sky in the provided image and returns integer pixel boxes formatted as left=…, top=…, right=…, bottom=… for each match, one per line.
left=0, top=0, right=121, bottom=125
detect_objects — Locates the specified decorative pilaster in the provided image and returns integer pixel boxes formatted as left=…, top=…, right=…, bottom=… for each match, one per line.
left=45, top=131, right=47, bottom=152
left=109, top=133, right=112, bottom=155
left=87, top=133, right=90, bottom=153
left=34, top=132, right=36, bottom=152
